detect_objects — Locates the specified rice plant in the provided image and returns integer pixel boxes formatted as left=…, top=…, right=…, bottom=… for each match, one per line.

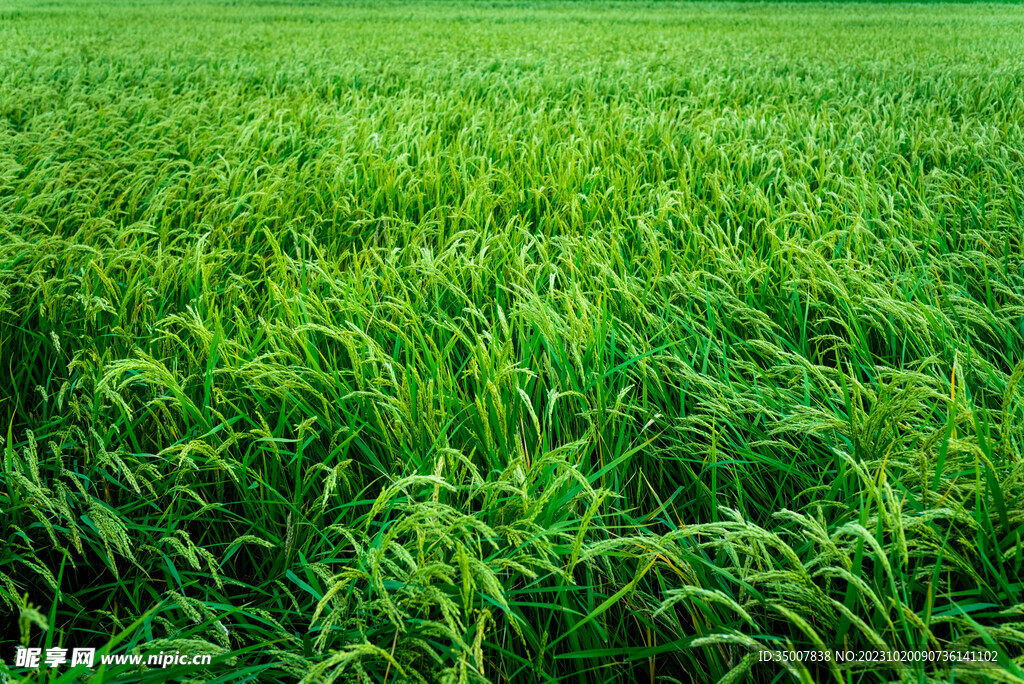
left=1, top=0, right=1023, bottom=682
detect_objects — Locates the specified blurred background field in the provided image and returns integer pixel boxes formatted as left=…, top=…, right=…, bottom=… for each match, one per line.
left=1, top=1, right=1023, bottom=682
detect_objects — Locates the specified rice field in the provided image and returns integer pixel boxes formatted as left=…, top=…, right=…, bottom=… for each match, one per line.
left=2, top=0, right=1024, bottom=682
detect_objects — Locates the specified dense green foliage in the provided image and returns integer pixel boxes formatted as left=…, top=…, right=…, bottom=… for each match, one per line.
left=2, top=1, right=1024, bottom=682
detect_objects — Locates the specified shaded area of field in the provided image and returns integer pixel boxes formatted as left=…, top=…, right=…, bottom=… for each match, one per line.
left=2, top=2, right=1024, bottom=682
